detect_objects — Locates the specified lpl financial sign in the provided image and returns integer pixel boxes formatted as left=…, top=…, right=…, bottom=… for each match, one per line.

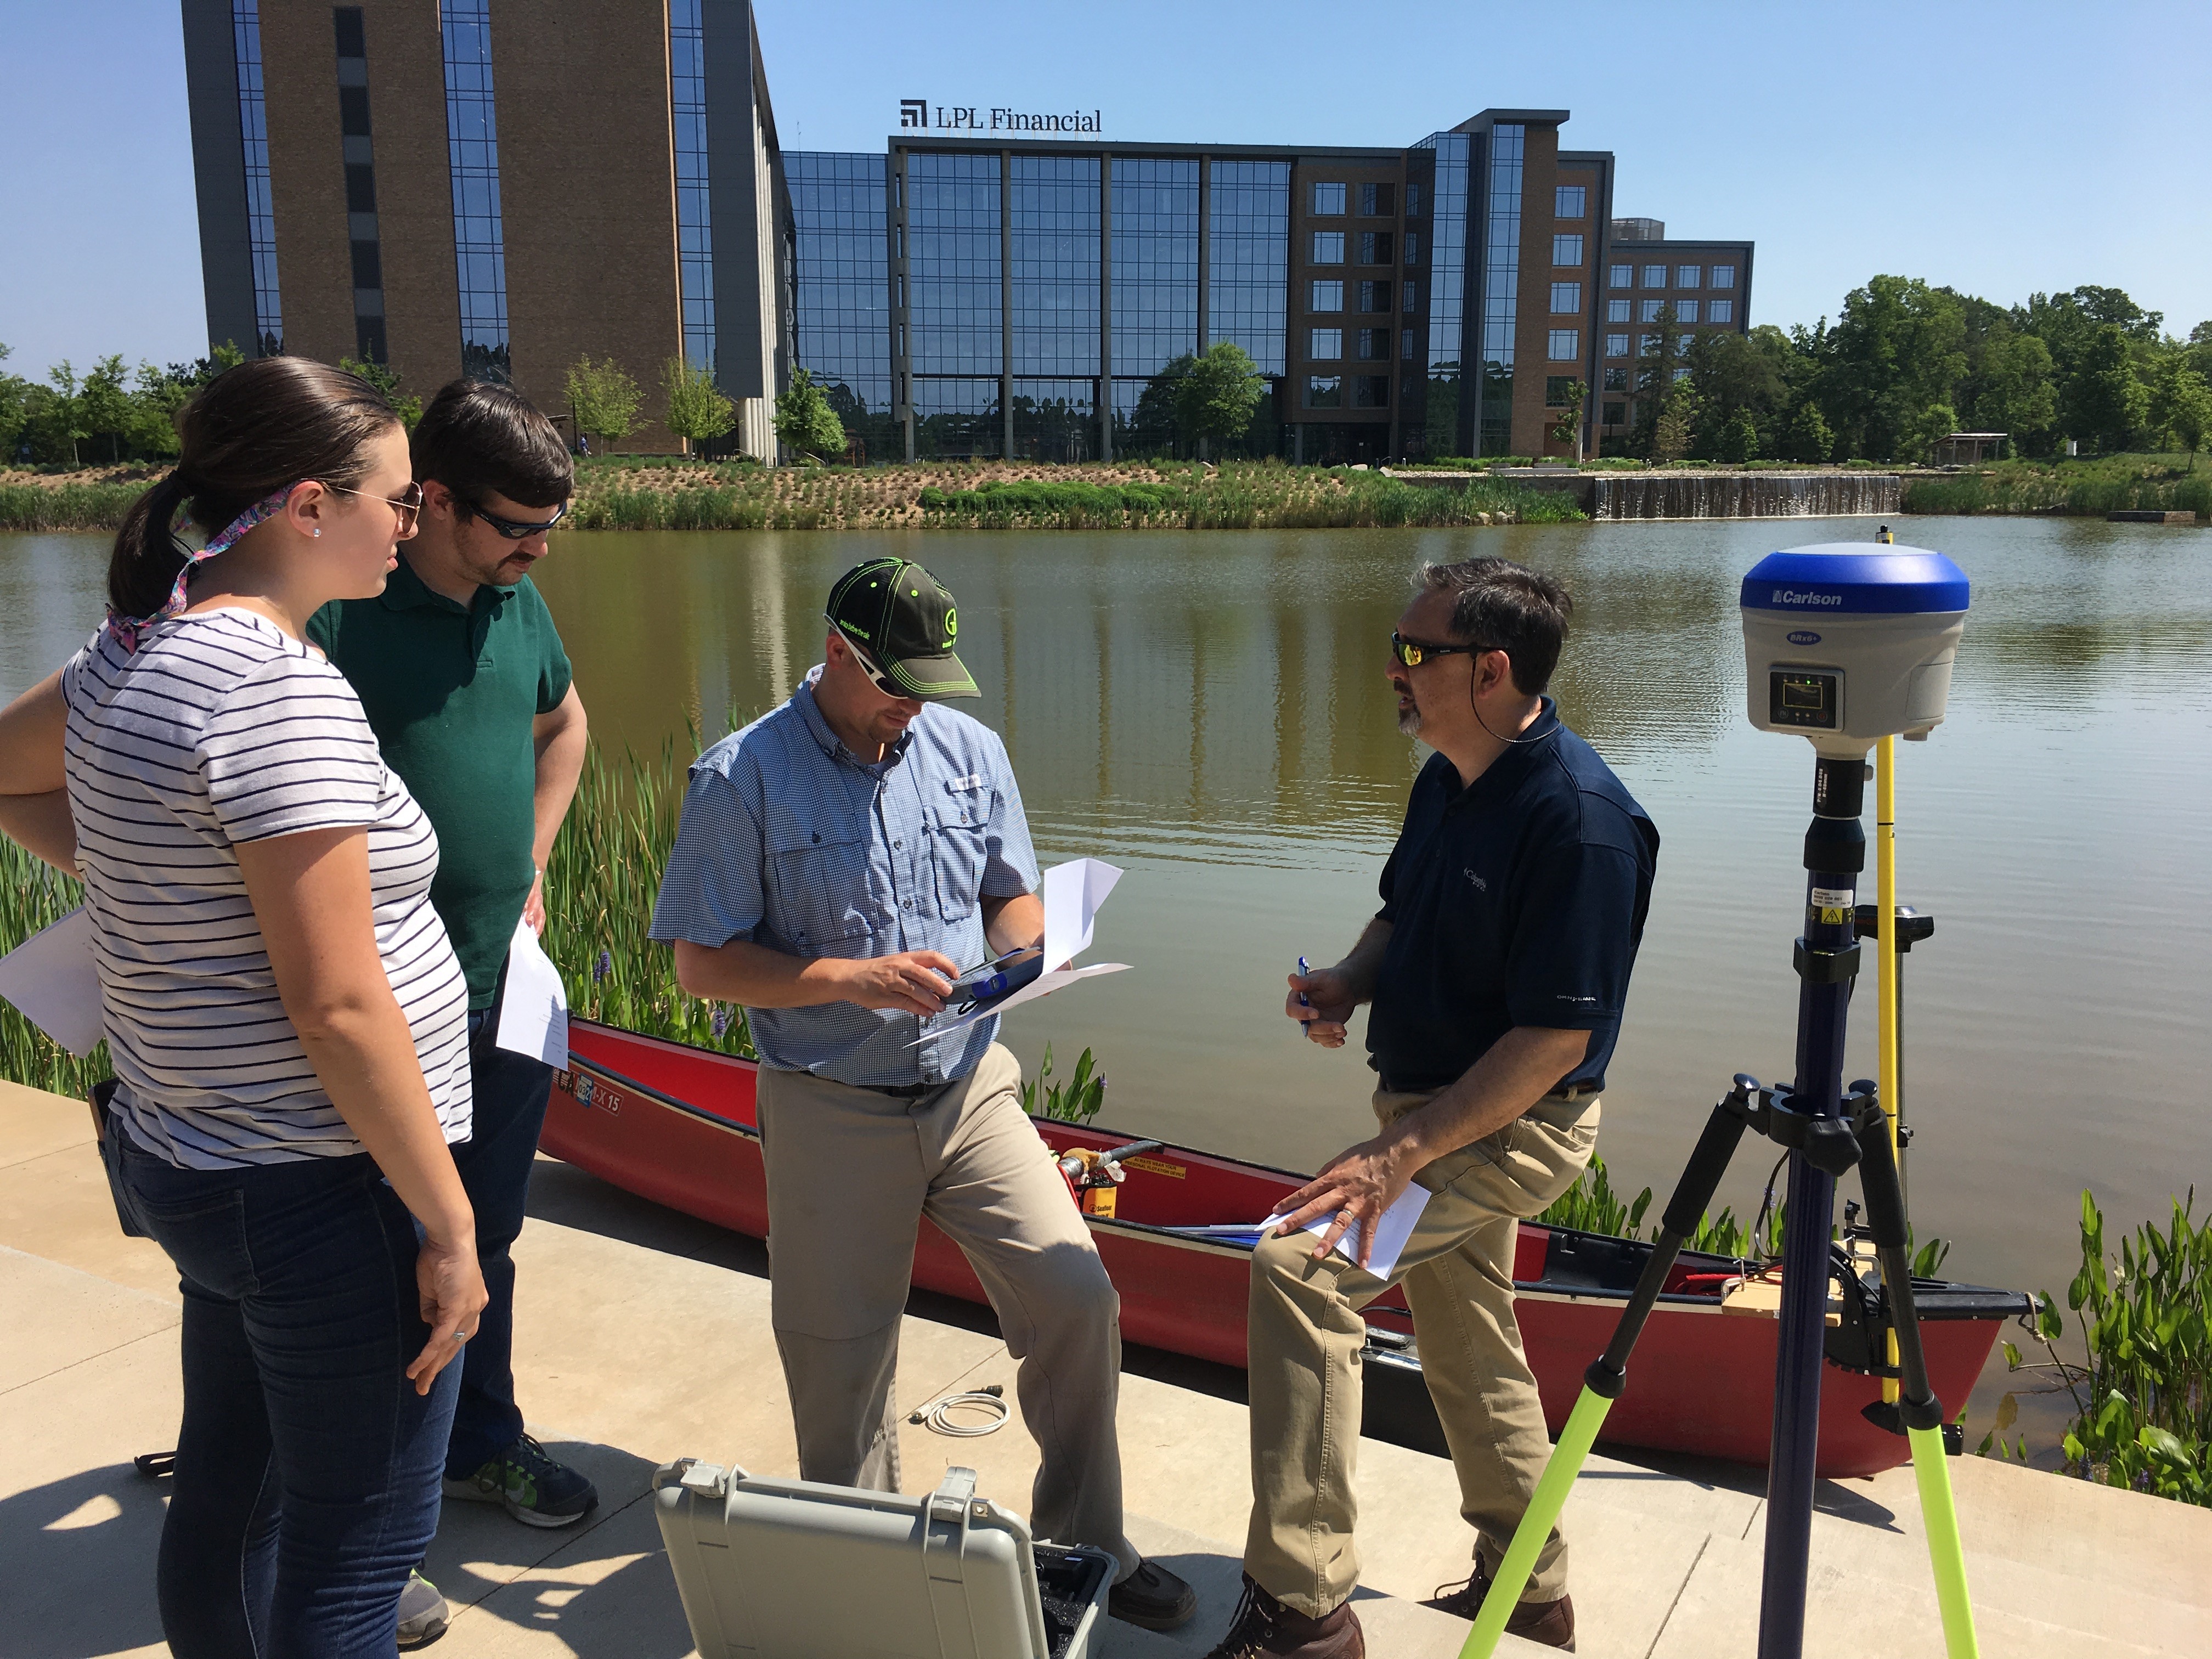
left=899, top=98, right=1102, bottom=134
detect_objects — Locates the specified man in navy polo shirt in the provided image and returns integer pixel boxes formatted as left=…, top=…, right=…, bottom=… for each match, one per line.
left=1204, top=557, right=1656, bottom=1659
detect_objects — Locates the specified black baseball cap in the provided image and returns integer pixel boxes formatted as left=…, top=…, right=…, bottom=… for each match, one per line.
left=825, top=558, right=979, bottom=700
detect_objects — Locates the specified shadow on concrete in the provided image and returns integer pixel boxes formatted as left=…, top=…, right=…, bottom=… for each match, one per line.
left=0, top=1460, right=170, bottom=1656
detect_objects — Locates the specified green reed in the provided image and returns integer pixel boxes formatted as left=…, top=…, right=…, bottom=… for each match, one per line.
left=0, top=839, right=111, bottom=1098
left=0, top=483, right=143, bottom=532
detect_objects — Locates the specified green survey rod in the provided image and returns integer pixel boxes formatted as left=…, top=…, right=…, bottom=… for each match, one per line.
left=1459, top=1082, right=1758, bottom=1659
left=1911, top=1426, right=1978, bottom=1659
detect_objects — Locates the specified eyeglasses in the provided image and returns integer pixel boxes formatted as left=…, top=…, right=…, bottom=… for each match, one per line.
left=328, top=481, right=423, bottom=535
left=847, top=641, right=907, bottom=699
left=459, top=497, right=568, bottom=539
left=1390, top=631, right=1489, bottom=669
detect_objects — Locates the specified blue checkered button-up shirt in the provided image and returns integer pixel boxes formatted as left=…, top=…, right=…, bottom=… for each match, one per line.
left=648, top=669, right=1040, bottom=1087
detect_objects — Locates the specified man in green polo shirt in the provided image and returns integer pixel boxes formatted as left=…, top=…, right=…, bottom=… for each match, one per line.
left=308, top=380, right=596, bottom=1560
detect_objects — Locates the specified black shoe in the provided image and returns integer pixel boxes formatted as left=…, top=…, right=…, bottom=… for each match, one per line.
left=1109, top=1556, right=1198, bottom=1630
left=1201, top=1574, right=1363, bottom=1658
left=442, top=1433, right=599, bottom=1529
left=1420, top=1564, right=1576, bottom=1651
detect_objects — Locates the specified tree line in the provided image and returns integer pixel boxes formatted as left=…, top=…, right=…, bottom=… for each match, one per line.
left=1627, top=278, right=2212, bottom=465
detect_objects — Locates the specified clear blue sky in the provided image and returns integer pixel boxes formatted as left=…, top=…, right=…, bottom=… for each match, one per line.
left=4, top=1, right=2207, bottom=380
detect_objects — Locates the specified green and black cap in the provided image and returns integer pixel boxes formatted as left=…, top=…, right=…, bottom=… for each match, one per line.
left=825, top=557, right=979, bottom=700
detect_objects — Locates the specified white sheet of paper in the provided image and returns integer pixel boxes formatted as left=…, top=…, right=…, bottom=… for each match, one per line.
left=1302, top=1182, right=1433, bottom=1279
left=494, top=920, right=569, bottom=1069
left=0, top=906, right=103, bottom=1058
left=1041, top=857, right=1121, bottom=972
left=911, top=961, right=1131, bottom=1044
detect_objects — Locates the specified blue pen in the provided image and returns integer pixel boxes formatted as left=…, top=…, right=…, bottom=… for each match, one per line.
left=1295, top=955, right=1311, bottom=1034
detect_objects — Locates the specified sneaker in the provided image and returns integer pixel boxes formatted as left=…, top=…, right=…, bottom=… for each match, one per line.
left=443, top=1434, right=599, bottom=1529
left=1201, top=1573, right=1362, bottom=1658
left=397, top=1570, right=449, bottom=1649
left=1420, top=1564, right=1576, bottom=1651
left=1109, top=1557, right=1198, bottom=1630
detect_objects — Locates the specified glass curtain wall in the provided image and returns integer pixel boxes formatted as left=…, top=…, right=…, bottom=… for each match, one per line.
left=787, top=152, right=896, bottom=462
left=230, top=2, right=282, bottom=354
left=1110, top=157, right=1198, bottom=456
left=909, top=151, right=1002, bottom=456
left=669, top=0, right=715, bottom=370
left=1408, top=133, right=1470, bottom=458
left=1475, top=123, right=1525, bottom=456
left=1207, top=159, right=1288, bottom=456
left=441, top=0, right=509, bottom=380
left=1011, top=155, right=1100, bottom=460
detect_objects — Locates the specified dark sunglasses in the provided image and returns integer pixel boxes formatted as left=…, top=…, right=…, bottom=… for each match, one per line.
left=459, top=496, right=568, bottom=539
left=1390, top=631, right=1489, bottom=669
left=844, top=637, right=907, bottom=699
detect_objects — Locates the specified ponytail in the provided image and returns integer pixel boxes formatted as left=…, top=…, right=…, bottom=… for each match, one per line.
left=105, top=357, right=399, bottom=628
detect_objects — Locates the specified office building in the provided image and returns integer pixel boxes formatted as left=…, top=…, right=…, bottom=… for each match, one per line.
left=182, top=2, right=1748, bottom=463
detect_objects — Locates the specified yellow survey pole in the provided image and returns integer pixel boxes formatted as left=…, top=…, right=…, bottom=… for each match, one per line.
left=1875, top=732, right=1900, bottom=1403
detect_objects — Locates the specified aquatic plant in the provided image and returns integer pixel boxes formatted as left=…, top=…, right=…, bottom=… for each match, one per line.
left=0, top=839, right=109, bottom=1098
left=1985, top=1189, right=2210, bottom=1505
left=1017, top=1042, right=1107, bottom=1125
left=0, top=482, right=144, bottom=532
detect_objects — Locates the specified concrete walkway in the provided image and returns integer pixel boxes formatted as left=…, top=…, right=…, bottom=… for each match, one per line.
left=4, top=1076, right=2204, bottom=1658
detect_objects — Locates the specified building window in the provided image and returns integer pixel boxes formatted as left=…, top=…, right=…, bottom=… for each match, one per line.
left=1642, top=263, right=1666, bottom=287
left=1605, top=333, right=1628, bottom=358
left=1402, top=281, right=1417, bottom=313
left=230, top=1, right=281, bottom=354
left=1357, top=231, right=1394, bottom=264
left=443, top=0, right=510, bottom=381
left=1638, top=333, right=1657, bottom=356
left=1311, top=230, right=1344, bottom=264
left=1209, top=157, right=1291, bottom=377
left=1405, top=180, right=1422, bottom=214
left=1711, top=264, right=1736, bottom=289
left=1550, top=281, right=1581, bottom=314
left=1555, top=184, right=1585, bottom=218
left=1604, top=366, right=1628, bottom=391
left=1677, top=300, right=1700, bottom=324
left=1609, top=263, right=1632, bottom=289
left=331, top=8, right=384, bottom=364
left=1359, top=182, right=1395, bottom=215
left=1309, top=328, right=1342, bottom=360
left=1708, top=298, right=1734, bottom=324
left=1545, top=375, right=1579, bottom=407
left=1607, top=298, right=1630, bottom=323
left=1677, top=264, right=1702, bottom=287
left=1401, top=330, right=1417, bottom=360
left=1637, top=299, right=1661, bottom=322
left=1547, top=329, right=1579, bottom=361
left=1602, top=401, right=1626, bottom=425
left=1677, top=336, right=1693, bottom=356
left=668, top=0, right=714, bottom=373
left=1357, top=279, right=1392, bottom=312
left=1403, top=230, right=1420, bottom=262
left=1673, top=365, right=1691, bottom=380
left=1311, top=181, right=1346, bottom=216
left=1357, top=327, right=1389, bottom=359
left=1305, top=375, right=1342, bottom=408
left=1551, top=233, right=1583, bottom=266
left=1352, top=375, right=1390, bottom=408
left=1475, top=123, right=1526, bottom=456
left=1309, top=279, right=1343, bottom=312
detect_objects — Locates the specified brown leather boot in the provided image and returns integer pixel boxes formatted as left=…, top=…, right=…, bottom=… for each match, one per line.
left=1420, top=1564, right=1576, bottom=1651
left=1201, top=1574, right=1365, bottom=1658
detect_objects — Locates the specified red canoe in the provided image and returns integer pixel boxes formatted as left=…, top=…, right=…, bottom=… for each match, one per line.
left=541, top=1019, right=2029, bottom=1480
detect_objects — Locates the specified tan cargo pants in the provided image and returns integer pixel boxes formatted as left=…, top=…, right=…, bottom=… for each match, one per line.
left=753, top=1042, right=1138, bottom=1575
left=1244, top=1087, right=1599, bottom=1616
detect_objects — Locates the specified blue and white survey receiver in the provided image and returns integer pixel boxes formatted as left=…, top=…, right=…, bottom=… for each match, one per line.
left=1740, top=544, right=1971, bottom=758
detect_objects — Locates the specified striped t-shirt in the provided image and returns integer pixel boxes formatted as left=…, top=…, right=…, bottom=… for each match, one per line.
left=60, top=608, right=472, bottom=1169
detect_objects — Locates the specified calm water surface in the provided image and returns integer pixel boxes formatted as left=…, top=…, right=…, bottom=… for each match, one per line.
left=8, top=517, right=2209, bottom=1440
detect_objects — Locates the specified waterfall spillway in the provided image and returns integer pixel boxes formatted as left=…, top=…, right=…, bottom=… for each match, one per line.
left=1589, top=472, right=1901, bottom=520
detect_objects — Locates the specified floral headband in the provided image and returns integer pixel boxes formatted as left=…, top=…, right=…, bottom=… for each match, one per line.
left=105, top=481, right=300, bottom=654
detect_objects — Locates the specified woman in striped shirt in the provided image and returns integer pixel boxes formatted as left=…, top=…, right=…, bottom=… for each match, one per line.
left=0, top=358, right=486, bottom=1656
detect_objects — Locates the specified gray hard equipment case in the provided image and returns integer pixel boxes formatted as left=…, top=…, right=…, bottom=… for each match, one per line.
left=652, top=1458, right=1115, bottom=1659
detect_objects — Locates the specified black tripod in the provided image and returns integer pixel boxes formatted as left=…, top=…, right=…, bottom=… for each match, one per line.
left=1463, top=755, right=1978, bottom=1659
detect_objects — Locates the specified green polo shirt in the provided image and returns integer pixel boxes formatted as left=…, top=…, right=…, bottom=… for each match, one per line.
left=307, top=552, right=573, bottom=1010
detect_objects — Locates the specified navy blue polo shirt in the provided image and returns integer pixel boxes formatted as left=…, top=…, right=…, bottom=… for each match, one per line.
left=1367, top=699, right=1658, bottom=1094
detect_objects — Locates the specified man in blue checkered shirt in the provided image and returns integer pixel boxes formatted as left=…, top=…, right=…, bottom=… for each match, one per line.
left=651, top=558, right=1195, bottom=1633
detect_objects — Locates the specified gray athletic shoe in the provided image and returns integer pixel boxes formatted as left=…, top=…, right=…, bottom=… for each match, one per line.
left=397, top=1570, right=450, bottom=1649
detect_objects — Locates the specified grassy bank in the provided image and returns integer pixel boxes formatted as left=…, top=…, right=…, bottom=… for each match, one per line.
left=1903, top=452, right=2210, bottom=517
left=0, top=481, right=146, bottom=532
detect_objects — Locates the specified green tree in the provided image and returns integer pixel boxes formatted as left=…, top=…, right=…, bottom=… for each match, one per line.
left=2151, top=364, right=2212, bottom=462
left=1809, top=275, right=1966, bottom=461
left=339, top=354, right=425, bottom=428
left=36, top=362, right=88, bottom=469
left=1718, top=407, right=1760, bottom=462
left=77, top=355, right=137, bottom=464
left=0, top=344, right=32, bottom=464
left=1963, top=328, right=2057, bottom=454
left=774, top=365, right=844, bottom=463
left=663, top=356, right=736, bottom=451
left=1630, top=304, right=1694, bottom=460
left=565, top=355, right=644, bottom=450
left=1172, top=341, right=1267, bottom=457
left=2064, top=324, right=2149, bottom=453
left=1780, top=401, right=1835, bottom=464
left=1685, top=325, right=1796, bottom=456
left=1546, top=376, right=1587, bottom=459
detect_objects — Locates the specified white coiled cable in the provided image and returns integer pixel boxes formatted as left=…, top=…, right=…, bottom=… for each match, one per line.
left=908, top=1382, right=1010, bottom=1437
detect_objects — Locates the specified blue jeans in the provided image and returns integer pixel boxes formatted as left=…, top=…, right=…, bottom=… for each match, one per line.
left=113, top=1125, right=459, bottom=1658
left=443, top=1002, right=555, bottom=1477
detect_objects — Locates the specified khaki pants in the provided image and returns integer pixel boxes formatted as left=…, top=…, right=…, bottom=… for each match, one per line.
left=1244, top=1088, right=1599, bottom=1616
left=754, top=1043, right=1137, bottom=1575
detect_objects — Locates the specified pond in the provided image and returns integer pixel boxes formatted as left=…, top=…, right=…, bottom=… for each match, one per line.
left=7, top=514, right=2209, bottom=1444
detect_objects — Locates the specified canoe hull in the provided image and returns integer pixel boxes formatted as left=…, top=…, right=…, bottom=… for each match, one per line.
left=541, top=1020, right=2020, bottom=1480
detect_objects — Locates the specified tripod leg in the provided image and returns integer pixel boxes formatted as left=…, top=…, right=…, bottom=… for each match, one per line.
left=1854, top=1101, right=1979, bottom=1659
left=1458, top=1084, right=1757, bottom=1659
